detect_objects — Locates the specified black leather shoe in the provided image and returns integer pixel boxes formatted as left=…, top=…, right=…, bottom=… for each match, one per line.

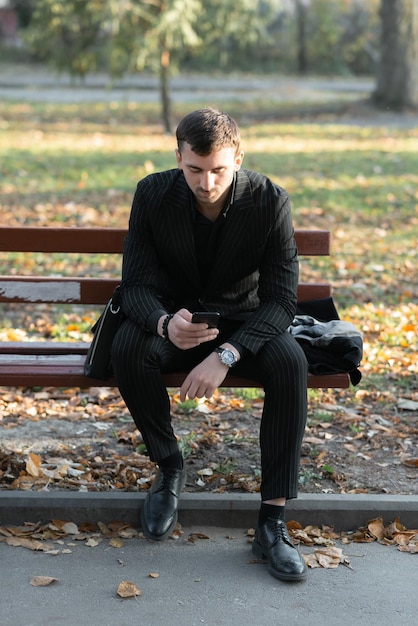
left=252, top=518, right=307, bottom=582
left=141, top=466, right=186, bottom=541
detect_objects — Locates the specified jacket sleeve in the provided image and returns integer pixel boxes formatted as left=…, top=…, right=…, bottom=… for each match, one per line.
left=119, top=177, right=170, bottom=330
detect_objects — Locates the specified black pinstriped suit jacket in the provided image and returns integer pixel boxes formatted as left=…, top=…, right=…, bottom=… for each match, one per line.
left=120, top=167, right=299, bottom=356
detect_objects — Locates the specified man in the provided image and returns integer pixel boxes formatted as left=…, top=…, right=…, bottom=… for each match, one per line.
left=112, top=108, right=308, bottom=582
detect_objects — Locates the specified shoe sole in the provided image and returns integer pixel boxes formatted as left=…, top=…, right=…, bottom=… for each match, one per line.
left=252, top=539, right=308, bottom=582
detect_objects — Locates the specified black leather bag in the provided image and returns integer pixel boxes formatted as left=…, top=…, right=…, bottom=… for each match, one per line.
left=84, top=286, right=122, bottom=380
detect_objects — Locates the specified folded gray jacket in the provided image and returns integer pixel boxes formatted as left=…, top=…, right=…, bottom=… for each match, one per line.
left=288, top=315, right=363, bottom=385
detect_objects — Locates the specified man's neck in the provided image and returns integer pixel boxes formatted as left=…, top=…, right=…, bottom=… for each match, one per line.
left=195, top=201, right=223, bottom=222
left=195, top=186, right=232, bottom=222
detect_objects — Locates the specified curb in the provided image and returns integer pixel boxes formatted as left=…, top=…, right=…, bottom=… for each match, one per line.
left=1, top=492, right=417, bottom=531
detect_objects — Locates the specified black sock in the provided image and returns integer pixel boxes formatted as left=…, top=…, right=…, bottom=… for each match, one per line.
left=158, top=450, right=184, bottom=471
left=258, top=503, right=286, bottom=527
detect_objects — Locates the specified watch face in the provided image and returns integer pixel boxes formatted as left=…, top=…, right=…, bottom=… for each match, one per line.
left=220, top=349, right=235, bottom=367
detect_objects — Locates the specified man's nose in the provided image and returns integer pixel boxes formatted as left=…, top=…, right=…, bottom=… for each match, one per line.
left=200, top=172, right=214, bottom=190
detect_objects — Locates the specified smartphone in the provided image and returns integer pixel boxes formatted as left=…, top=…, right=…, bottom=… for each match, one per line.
left=191, top=311, right=220, bottom=328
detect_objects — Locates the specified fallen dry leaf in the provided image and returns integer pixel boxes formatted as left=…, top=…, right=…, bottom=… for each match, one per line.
left=30, top=576, right=59, bottom=587
left=6, top=536, right=55, bottom=551
left=109, top=537, right=124, bottom=548
left=400, top=456, right=418, bottom=468
left=303, top=546, right=352, bottom=569
left=169, top=523, right=183, bottom=540
left=398, top=542, right=418, bottom=554
left=26, top=453, right=43, bottom=478
left=61, top=522, right=79, bottom=536
left=117, top=581, right=141, bottom=598
left=368, top=517, right=385, bottom=541
left=188, top=532, right=210, bottom=543
left=85, top=537, right=102, bottom=547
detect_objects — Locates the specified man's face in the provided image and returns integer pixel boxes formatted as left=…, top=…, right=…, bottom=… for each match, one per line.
left=175, top=143, right=244, bottom=211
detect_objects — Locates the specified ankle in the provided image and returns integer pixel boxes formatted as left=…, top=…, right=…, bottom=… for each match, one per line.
left=258, top=503, right=286, bottom=527
left=158, top=450, right=184, bottom=471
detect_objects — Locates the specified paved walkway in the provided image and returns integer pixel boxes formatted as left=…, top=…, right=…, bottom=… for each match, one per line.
left=2, top=63, right=417, bottom=128
left=0, top=63, right=374, bottom=104
left=1, top=524, right=416, bottom=626
left=1, top=491, right=417, bottom=625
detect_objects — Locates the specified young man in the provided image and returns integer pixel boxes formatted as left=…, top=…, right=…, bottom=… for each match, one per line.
left=112, top=108, right=308, bottom=581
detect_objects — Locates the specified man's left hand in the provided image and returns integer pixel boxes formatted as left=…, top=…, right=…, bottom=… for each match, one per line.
left=179, top=344, right=240, bottom=401
left=179, top=353, right=229, bottom=402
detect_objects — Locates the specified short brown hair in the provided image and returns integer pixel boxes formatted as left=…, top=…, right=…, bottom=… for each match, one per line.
left=176, top=108, right=241, bottom=155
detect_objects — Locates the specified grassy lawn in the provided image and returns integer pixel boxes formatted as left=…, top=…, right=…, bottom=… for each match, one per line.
left=0, top=99, right=417, bottom=399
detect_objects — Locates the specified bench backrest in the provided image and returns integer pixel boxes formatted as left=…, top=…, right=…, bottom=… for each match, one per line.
left=0, top=227, right=331, bottom=305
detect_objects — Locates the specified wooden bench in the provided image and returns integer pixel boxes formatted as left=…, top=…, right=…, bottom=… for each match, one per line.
left=0, top=226, right=350, bottom=390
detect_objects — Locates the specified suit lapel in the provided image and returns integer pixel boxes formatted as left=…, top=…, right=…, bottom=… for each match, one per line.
left=204, top=170, right=254, bottom=291
left=165, top=175, right=201, bottom=289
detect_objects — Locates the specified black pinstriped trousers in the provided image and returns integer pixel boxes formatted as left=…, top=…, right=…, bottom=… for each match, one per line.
left=112, top=319, right=308, bottom=501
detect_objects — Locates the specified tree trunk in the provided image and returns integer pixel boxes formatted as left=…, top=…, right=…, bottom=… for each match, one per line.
left=374, top=0, right=418, bottom=109
left=160, top=47, right=172, bottom=133
left=295, top=0, right=308, bottom=74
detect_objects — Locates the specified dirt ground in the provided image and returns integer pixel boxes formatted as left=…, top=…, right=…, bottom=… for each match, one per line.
left=0, top=385, right=416, bottom=497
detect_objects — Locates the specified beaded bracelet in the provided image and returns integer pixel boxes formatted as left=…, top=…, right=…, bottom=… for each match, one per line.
left=161, top=313, right=174, bottom=341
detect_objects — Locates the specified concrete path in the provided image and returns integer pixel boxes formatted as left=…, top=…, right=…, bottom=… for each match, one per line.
left=1, top=491, right=417, bottom=625
left=1, top=524, right=416, bottom=626
left=0, top=63, right=374, bottom=105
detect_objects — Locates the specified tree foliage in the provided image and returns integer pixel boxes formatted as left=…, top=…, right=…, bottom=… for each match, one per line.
left=24, top=0, right=110, bottom=78
left=23, top=0, right=382, bottom=79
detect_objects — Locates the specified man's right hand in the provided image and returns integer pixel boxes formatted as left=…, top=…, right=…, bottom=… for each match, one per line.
left=158, top=308, right=219, bottom=350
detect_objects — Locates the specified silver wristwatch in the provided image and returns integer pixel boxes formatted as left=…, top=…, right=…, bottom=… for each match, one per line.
left=215, top=347, right=237, bottom=368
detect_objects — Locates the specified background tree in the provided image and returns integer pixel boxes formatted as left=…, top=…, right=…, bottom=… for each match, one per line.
left=295, top=0, right=308, bottom=74
left=110, top=0, right=203, bottom=133
left=194, top=0, right=279, bottom=71
left=375, top=0, right=418, bottom=109
left=24, top=0, right=110, bottom=79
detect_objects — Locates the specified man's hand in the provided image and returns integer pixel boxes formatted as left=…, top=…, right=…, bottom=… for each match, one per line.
left=180, top=352, right=228, bottom=402
left=180, top=342, right=240, bottom=402
left=159, top=308, right=219, bottom=350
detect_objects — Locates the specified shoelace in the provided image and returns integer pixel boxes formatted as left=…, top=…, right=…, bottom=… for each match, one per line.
left=267, top=518, right=293, bottom=546
left=155, top=468, right=183, bottom=492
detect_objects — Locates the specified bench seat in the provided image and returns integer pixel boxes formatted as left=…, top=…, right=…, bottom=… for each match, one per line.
left=0, top=226, right=350, bottom=390
left=0, top=347, right=350, bottom=389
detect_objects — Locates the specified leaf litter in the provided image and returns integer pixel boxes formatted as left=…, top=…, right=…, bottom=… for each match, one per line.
left=0, top=383, right=416, bottom=496
left=1, top=516, right=416, bottom=577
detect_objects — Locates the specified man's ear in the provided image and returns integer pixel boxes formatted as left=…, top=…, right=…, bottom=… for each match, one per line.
left=175, top=148, right=182, bottom=168
left=234, top=150, right=244, bottom=171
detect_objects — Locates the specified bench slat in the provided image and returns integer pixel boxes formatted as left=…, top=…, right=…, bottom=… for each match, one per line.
left=0, top=277, right=331, bottom=304
left=0, top=354, right=349, bottom=389
left=0, top=277, right=119, bottom=304
left=0, top=341, right=90, bottom=355
left=0, top=227, right=330, bottom=256
left=0, top=227, right=126, bottom=254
